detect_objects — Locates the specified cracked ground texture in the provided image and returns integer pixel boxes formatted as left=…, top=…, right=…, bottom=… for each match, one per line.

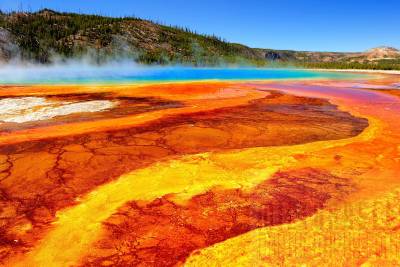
left=0, top=78, right=399, bottom=266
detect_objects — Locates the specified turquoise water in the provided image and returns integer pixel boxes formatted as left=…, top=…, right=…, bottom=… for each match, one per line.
left=0, top=66, right=361, bottom=84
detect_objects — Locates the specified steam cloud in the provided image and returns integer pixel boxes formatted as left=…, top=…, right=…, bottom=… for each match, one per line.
left=0, top=58, right=157, bottom=84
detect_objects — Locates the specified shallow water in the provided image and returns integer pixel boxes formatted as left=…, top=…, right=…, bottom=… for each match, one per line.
left=0, top=66, right=361, bottom=84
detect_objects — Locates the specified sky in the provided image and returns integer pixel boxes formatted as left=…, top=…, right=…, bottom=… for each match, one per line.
left=0, top=0, right=399, bottom=52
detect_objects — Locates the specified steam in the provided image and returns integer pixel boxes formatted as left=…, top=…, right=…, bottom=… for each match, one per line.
left=0, top=51, right=356, bottom=85
left=0, top=58, right=154, bottom=84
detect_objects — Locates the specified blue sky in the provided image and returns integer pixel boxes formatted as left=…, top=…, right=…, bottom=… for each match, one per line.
left=0, top=0, right=399, bottom=52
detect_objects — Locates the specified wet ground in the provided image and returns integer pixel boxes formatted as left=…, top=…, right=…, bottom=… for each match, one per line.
left=0, top=76, right=399, bottom=266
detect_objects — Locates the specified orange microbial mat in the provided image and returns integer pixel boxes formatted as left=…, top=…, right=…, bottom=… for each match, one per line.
left=0, top=76, right=400, bottom=266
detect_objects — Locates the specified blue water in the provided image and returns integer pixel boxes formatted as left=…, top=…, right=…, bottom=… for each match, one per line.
left=0, top=65, right=361, bottom=84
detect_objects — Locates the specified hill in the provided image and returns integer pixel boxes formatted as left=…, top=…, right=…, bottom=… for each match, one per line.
left=365, top=46, right=400, bottom=59
left=0, top=9, right=399, bottom=70
left=0, top=9, right=266, bottom=65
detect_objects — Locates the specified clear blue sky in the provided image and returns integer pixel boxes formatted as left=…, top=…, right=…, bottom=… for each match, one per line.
left=1, top=0, right=399, bottom=52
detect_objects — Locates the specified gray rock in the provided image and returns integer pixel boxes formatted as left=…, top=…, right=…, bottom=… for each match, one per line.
left=0, top=28, right=19, bottom=62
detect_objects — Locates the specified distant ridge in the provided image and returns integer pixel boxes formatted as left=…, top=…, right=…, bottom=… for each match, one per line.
left=0, top=9, right=399, bottom=70
left=365, top=46, right=400, bottom=59
left=367, top=46, right=399, bottom=53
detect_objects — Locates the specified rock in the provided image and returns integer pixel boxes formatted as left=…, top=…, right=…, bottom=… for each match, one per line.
left=0, top=28, right=19, bottom=62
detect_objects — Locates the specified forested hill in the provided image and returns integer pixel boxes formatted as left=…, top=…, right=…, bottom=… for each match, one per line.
left=0, top=9, right=399, bottom=70
left=0, top=9, right=267, bottom=65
